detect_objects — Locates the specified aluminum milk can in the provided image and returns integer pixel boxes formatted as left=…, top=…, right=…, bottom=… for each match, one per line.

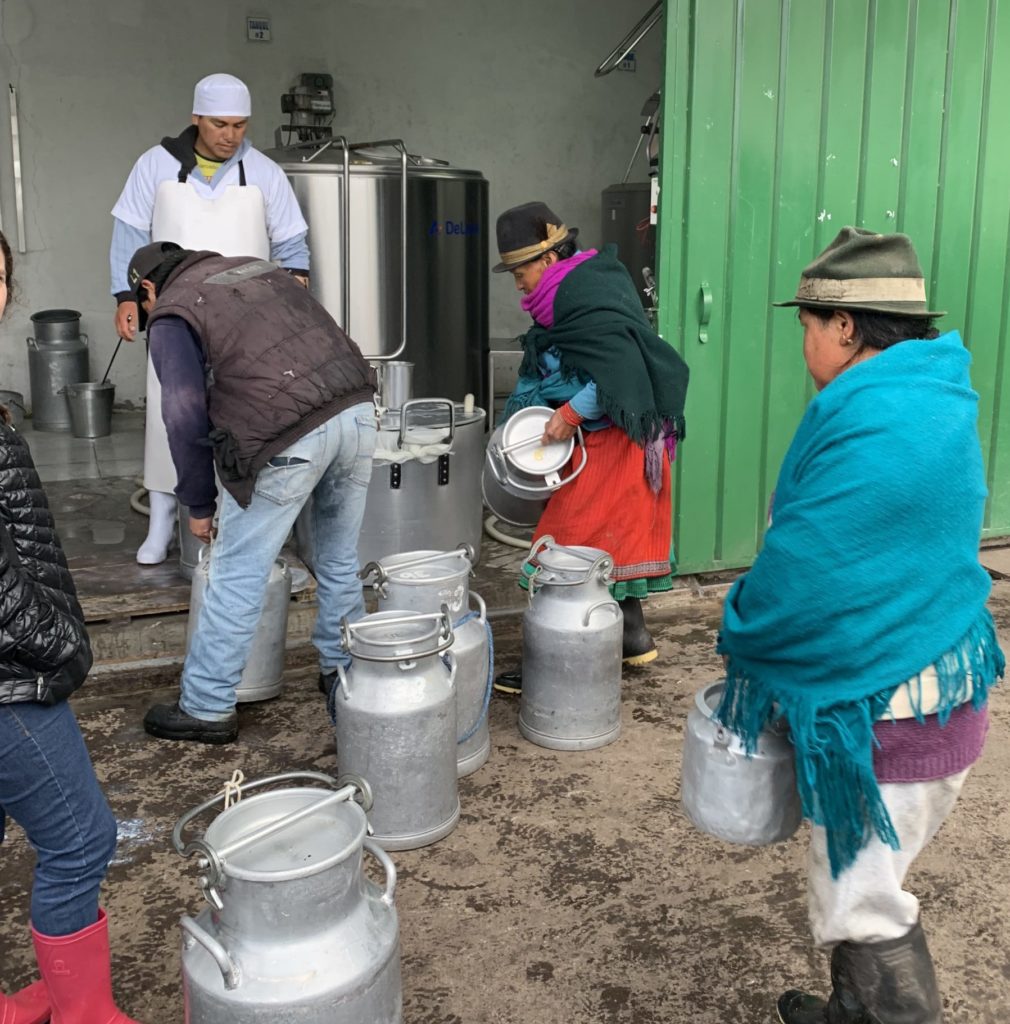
left=187, top=550, right=292, bottom=702
left=335, top=609, right=460, bottom=850
left=174, top=772, right=401, bottom=1023
left=26, top=309, right=89, bottom=433
left=680, top=681, right=802, bottom=846
left=361, top=545, right=492, bottom=777
left=518, top=537, right=623, bottom=751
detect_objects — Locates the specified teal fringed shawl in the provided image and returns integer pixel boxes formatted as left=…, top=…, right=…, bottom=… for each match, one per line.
left=716, top=332, right=1004, bottom=877
left=506, top=245, right=689, bottom=443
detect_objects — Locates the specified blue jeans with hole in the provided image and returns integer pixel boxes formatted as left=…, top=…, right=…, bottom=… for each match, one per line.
left=180, top=403, right=377, bottom=719
left=0, top=699, right=119, bottom=936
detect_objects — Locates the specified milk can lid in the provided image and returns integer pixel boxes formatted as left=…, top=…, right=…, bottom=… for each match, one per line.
left=204, top=788, right=367, bottom=881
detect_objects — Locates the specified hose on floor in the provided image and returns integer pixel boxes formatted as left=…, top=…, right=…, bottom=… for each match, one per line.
left=483, top=514, right=532, bottom=550
left=130, top=485, right=151, bottom=517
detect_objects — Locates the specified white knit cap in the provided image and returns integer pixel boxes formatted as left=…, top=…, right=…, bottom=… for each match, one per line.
left=192, top=74, right=252, bottom=117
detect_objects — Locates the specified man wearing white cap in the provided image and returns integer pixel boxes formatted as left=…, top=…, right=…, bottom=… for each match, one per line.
left=109, top=73, right=309, bottom=564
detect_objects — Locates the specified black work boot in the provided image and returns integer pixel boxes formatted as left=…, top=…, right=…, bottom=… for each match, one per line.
left=143, top=701, right=238, bottom=744
left=492, top=666, right=522, bottom=696
left=835, top=922, right=943, bottom=1024
left=778, top=943, right=873, bottom=1023
left=778, top=922, right=942, bottom=1024
left=618, top=596, right=658, bottom=665
left=319, top=670, right=336, bottom=697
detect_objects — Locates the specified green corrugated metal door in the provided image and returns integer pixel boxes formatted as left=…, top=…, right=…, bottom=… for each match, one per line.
left=658, top=0, right=1010, bottom=573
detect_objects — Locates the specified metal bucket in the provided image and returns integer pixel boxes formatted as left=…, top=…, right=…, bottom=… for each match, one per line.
left=519, top=538, right=623, bottom=751
left=174, top=772, right=402, bottom=1023
left=187, top=551, right=292, bottom=702
left=26, top=316, right=89, bottom=432
left=361, top=546, right=492, bottom=777
left=335, top=609, right=460, bottom=850
left=0, top=390, right=26, bottom=429
left=64, top=381, right=114, bottom=438
left=680, top=681, right=802, bottom=846
left=377, top=360, right=414, bottom=410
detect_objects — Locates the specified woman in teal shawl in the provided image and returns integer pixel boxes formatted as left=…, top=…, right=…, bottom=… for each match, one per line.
left=716, top=228, right=1003, bottom=1024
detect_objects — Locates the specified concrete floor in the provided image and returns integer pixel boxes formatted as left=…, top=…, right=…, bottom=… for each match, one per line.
left=0, top=417, right=1007, bottom=1022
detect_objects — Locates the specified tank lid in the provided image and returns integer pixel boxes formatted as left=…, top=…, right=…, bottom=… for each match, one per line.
left=264, top=141, right=485, bottom=179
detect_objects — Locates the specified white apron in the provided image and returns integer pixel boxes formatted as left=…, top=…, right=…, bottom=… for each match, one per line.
left=144, top=167, right=270, bottom=492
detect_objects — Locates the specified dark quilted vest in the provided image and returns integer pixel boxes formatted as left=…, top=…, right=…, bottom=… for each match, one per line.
left=0, top=424, right=92, bottom=705
left=149, top=252, right=376, bottom=506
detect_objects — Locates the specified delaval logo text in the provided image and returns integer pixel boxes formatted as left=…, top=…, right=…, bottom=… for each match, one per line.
left=428, top=220, right=480, bottom=237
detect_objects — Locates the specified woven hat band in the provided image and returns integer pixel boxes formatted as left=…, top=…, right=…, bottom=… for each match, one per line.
left=796, top=276, right=928, bottom=304
left=499, top=223, right=569, bottom=266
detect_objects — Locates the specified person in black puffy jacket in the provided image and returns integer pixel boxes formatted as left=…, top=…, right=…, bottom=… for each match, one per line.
left=0, top=231, right=143, bottom=1023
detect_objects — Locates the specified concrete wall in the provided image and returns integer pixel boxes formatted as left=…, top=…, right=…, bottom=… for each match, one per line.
left=0, top=0, right=661, bottom=408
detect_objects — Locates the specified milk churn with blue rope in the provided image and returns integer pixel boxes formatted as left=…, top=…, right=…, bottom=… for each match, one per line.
left=360, top=544, right=492, bottom=776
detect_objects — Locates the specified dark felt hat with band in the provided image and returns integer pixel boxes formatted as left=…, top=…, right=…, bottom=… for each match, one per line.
left=774, top=227, right=945, bottom=317
left=493, top=201, right=579, bottom=273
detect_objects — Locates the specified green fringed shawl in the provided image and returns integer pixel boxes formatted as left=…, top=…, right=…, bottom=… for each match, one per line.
left=716, top=332, right=1004, bottom=877
left=510, top=245, right=689, bottom=444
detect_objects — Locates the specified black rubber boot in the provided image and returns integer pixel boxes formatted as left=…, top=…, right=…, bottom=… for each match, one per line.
left=319, top=670, right=336, bottom=697
left=835, top=922, right=943, bottom=1024
left=618, top=596, right=658, bottom=665
left=778, top=943, right=873, bottom=1024
left=492, top=667, right=522, bottom=696
left=778, top=922, right=942, bottom=1024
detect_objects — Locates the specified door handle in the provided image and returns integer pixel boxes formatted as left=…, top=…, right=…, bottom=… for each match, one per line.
left=698, top=282, right=712, bottom=344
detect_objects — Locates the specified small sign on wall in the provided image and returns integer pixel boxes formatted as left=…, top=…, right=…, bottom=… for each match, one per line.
left=247, top=16, right=272, bottom=42
left=620, top=50, right=637, bottom=72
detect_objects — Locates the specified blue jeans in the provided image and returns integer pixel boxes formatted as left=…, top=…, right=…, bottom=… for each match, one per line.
left=0, top=700, right=118, bottom=936
left=180, top=403, right=377, bottom=719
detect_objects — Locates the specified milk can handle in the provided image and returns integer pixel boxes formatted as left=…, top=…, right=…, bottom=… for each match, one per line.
left=337, top=662, right=351, bottom=700
left=172, top=771, right=353, bottom=855
left=341, top=609, right=454, bottom=663
left=469, top=590, right=487, bottom=623
left=362, top=837, right=397, bottom=907
left=180, top=915, right=240, bottom=990
left=80, top=332, right=89, bottom=348
left=582, top=600, right=621, bottom=628
left=445, top=650, right=458, bottom=690
left=361, top=543, right=475, bottom=588
left=496, top=427, right=588, bottom=495
left=398, top=398, right=455, bottom=449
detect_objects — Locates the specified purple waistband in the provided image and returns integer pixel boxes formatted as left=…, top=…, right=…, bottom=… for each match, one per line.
left=873, top=701, right=989, bottom=784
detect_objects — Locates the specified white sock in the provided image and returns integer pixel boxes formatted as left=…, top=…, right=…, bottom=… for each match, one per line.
left=137, top=491, right=177, bottom=565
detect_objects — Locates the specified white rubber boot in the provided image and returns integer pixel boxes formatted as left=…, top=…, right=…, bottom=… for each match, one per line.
left=136, top=490, right=177, bottom=565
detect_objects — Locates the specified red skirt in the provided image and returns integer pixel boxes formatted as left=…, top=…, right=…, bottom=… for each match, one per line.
left=532, top=427, right=672, bottom=581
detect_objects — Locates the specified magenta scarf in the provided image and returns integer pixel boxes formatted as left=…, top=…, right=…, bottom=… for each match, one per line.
left=520, top=249, right=598, bottom=327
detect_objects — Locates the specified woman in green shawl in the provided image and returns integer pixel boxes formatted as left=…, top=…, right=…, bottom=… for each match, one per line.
left=489, top=202, right=689, bottom=694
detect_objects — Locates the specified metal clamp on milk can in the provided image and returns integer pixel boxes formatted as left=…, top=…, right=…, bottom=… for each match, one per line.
left=360, top=544, right=493, bottom=777
left=186, top=545, right=292, bottom=702
left=335, top=608, right=460, bottom=850
left=482, top=405, right=589, bottom=528
left=680, top=681, right=802, bottom=846
left=519, top=536, right=623, bottom=751
left=173, top=771, right=402, bottom=1023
